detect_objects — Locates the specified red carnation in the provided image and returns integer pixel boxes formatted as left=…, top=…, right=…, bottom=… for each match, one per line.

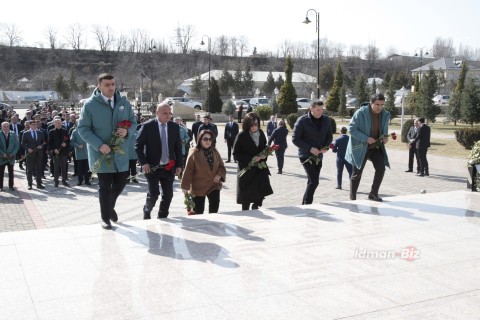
left=165, top=160, right=176, bottom=171
left=391, top=132, right=397, bottom=140
left=118, top=120, right=132, bottom=129
left=329, top=143, right=334, bottom=149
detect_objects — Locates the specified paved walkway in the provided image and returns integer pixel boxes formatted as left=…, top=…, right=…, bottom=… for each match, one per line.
left=0, top=123, right=471, bottom=232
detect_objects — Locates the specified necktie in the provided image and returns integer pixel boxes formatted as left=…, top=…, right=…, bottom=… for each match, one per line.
left=108, top=99, right=112, bottom=109
left=33, top=131, right=37, bottom=141
left=5, top=133, right=9, bottom=149
left=160, top=124, right=169, bottom=164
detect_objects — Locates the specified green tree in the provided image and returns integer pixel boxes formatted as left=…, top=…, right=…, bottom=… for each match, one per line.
left=233, top=68, right=243, bottom=96
left=219, top=69, right=234, bottom=96
left=319, top=64, right=334, bottom=92
left=447, top=61, right=468, bottom=125
left=275, top=74, right=284, bottom=90
left=68, top=70, right=78, bottom=100
left=205, top=77, right=223, bottom=113
left=417, top=67, right=438, bottom=123
left=370, top=78, right=377, bottom=96
left=325, top=62, right=344, bottom=114
left=339, top=86, right=347, bottom=120
left=79, top=80, right=90, bottom=97
left=355, top=73, right=369, bottom=105
left=55, top=74, right=69, bottom=99
left=384, top=78, right=398, bottom=122
left=222, top=99, right=236, bottom=116
left=278, top=55, right=297, bottom=116
left=255, top=105, right=273, bottom=125
left=460, top=79, right=480, bottom=127
left=243, top=63, right=255, bottom=95
left=262, top=71, right=276, bottom=96
left=191, top=76, right=203, bottom=96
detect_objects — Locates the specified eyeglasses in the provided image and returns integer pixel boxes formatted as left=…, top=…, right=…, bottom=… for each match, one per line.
left=202, top=137, right=213, bottom=142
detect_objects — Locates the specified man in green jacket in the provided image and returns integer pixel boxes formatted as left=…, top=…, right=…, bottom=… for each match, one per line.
left=345, top=93, right=390, bottom=202
left=78, top=73, right=137, bottom=229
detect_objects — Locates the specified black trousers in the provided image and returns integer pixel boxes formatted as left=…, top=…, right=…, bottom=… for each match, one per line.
left=408, top=145, right=419, bottom=172
left=226, top=139, right=235, bottom=161
left=77, top=159, right=90, bottom=183
left=0, top=163, right=14, bottom=188
left=336, top=157, right=352, bottom=188
left=275, top=148, right=286, bottom=171
left=144, top=168, right=175, bottom=218
left=97, top=172, right=129, bottom=223
left=26, top=151, right=43, bottom=186
left=193, top=189, right=220, bottom=214
left=237, top=111, right=243, bottom=123
left=53, top=154, right=68, bottom=183
left=129, top=159, right=137, bottom=176
left=417, top=148, right=429, bottom=173
left=300, top=158, right=322, bottom=205
left=351, top=148, right=385, bottom=196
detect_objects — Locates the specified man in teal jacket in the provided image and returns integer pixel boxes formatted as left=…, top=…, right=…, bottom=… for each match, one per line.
left=345, top=93, right=390, bottom=202
left=78, top=73, right=137, bottom=229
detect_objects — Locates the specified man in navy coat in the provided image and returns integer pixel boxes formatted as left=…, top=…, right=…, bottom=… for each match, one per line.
left=332, top=127, right=352, bottom=189
left=268, top=120, right=288, bottom=174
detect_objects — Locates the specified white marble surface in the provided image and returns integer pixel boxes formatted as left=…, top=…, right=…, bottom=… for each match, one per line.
left=1, top=190, right=479, bottom=320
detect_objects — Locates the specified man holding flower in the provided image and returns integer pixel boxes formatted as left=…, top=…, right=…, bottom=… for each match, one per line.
left=78, top=73, right=137, bottom=229
left=292, top=100, right=332, bottom=205
left=345, top=93, right=390, bottom=202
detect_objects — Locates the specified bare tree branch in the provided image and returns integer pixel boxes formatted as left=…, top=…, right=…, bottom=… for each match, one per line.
left=92, top=25, right=114, bottom=52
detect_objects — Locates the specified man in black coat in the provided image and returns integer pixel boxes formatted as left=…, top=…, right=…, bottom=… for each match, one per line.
left=266, top=115, right=277, bottom=138
left=9, top=114, right=24, bottom=169
left=332, top=127, right=352, bottom=189
left=21, top=120, right=45, bottom=190
left=135, top=103, right=183, bottom=219
left=406, top=119, right=420, bottom=173
left=224, top=115, right=239, bottom=163
left=292, top=101, right=333, bottom=205
left=268, top=119, right=288, bottom=174
left=191, top=114, right=203, bottom=143
left=414, top=117, right=431, bottom=176
left=48, top=118, right=70, bottom=187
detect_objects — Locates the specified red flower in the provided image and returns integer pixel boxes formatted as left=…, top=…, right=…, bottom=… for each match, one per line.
left=391, top=132, right=397, bottom=140
left=329, top=143, right=334, bottom=149
left=117, top=120, right=132, bottom=129
left=63, top=136, right=69, bottom=142
left=165, top=160, right=176, bottom=171
left=268, top=144, right=280, bottom=152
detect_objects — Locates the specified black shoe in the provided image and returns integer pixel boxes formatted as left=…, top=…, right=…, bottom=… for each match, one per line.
left=350, top=194, right=356, bottom=200
left=226, top=160, right=231, bottom=163
left=252, top=204, right=259, bottom=209
left=62, top=181, right=70, bottom=187
left=85, top=181, right=92, bottom=186
left=9, top=187, right=14, bottom=191
left=110, top=209, right=118, bottom=223
left=335, top=186, right=342, bottom=189
left=19, top=165, right=24, bottom=170
left=76, top=181, right=83, bottom=186
left=54, top=183, right=59, bottom=187
left=72, top=173, right=77, bottom=176
left=277, top=170, right=282, bottom=174
left=144, top=212, right=151, bottom=220
left=101, top=221, right=112, bottom=230
left=133, top=178, right=139, bottom=183
left=368, top=193, right=383, bottom=202
left=28, top=185, right=33, bottom=190
left=37, top=184, right=45, bottom=189
left=50, top=174, right=54, bottom=177
left=417, top=173, right=424, bottom=177
left=405, top=169, right=413, bottom=172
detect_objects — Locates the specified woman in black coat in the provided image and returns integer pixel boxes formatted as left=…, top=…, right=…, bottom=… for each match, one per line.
left=233, top=112, right=273, bottom=210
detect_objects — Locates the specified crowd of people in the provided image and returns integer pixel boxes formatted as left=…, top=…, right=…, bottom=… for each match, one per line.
left=1, top=74, right=435, bottom=229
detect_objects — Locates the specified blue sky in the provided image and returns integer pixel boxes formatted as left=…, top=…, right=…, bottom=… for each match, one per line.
left=3, top=0, right=479, bottom=57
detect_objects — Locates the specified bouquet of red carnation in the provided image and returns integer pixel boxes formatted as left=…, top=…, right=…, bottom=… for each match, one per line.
left=391, top=132, right=397, bottom=140
left=128, top=160, right=176, bottom=182
left=301, top=145, right=330, bottom=165
left=91, top=119, right=132, bottom=175
left=373, top=134, right=391, bottom=149
left=238, top=144, right=280, bottom=177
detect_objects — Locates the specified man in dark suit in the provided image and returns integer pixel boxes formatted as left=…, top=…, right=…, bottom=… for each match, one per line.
left=21, top=120, right=45, bottom=190
left=406, top=119, right=420, bottom=173
left=135, top=103, right=183, bottom=219
left=224, top=115, right=239, bottom=163
left=191, top=114, right=202, bottom=143
left=332, top=127, right=353, bottom=189
left=0, top=121, right=20, bottom=191
left=414, top=118, right=430, bottom=177
left=9, top=114, right=24, bottom=169
left=266, top=115, right=277, bottom=138
left=268, top=119, right=288, bottom=174
left=48, top=118, right=70, bottom=187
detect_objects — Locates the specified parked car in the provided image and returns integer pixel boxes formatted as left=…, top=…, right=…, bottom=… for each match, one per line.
left=0, top=102, right=12, bottom=111
left=296, top=98, right=313, bottom=108
left=249, top=97, right=270, bottom=108
left=346, top=98, right=357, bottom=108
left=432, top=94, right=450, bottom=106
left=163, top=97, right=202, bottom=110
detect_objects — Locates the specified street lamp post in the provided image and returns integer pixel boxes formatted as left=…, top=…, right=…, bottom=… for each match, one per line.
left=273, top=87, right=279, bottom=121
left=399, top=86, right=407, bottom=134
left=200, top=35, right=211, bottom=113
left=303, top=9, right=320, bottom=100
